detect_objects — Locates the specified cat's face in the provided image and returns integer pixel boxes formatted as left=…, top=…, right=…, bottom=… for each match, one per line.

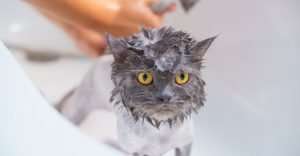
left=107, top=27, right=216, bottom=127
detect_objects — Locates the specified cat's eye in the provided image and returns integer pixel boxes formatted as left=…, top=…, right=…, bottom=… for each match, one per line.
left=137, top=72, right=153, bottom=85
left=175, top=72, right=189, bottom=85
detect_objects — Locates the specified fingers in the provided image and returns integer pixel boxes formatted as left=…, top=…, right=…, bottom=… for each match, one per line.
left=118, top=5, right=162, bottom=28
left=139, top=7, right=164, bottom=28
left=144, top=0, right=177, bottom=13
left=26, top=0, right=177, bottom=57
left=114, top=0, right=164, bottom=29
left=34, top=7, right=106, bottom=57
left=102, top=23, right=139, bottom=37
left=138, top=0, right=176, bottom=27
left=143, top=0, right=159, bottom=6
left=162, top=2, right=177, bottom=13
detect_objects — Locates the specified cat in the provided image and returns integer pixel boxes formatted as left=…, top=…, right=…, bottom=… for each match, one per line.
left=57, top=27, right=216, bottom=156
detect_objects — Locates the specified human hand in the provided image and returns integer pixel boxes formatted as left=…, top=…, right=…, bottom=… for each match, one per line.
left=25, top=0, right=175, bottom=57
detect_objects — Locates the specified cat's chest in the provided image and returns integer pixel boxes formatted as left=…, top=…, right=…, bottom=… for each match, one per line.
left=116, top=110, right=194, bottom=155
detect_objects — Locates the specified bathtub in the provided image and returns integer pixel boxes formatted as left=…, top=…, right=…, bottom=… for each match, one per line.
left=0, top=43, right=123, bottom=156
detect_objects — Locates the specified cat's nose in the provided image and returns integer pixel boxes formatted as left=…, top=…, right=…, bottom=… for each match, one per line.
left=157, top=95, right=172, bottom=103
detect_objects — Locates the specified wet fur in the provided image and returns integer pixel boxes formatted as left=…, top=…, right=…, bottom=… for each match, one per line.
left=58, top=27, right=216, bottom=156
left=108, top=27, right=216, bottom=128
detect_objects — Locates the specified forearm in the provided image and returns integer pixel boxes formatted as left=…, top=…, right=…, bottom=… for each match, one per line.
left=25, top=0, right=121, bottom=33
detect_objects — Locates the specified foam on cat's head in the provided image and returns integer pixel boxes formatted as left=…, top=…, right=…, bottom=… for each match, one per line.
left=107, top=27, right=216, bottom=72
left=106, top=27, right=217, bottom=127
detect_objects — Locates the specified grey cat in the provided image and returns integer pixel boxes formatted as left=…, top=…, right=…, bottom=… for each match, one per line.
left=57, top=27, right=216, bottom=156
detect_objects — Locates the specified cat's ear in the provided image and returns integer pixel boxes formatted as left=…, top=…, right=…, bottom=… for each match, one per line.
left=105, top=33, right=128, bottom=62
left=190, top=36, right=217, bottom=58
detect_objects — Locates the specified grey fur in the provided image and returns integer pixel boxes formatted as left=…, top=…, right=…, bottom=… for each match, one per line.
left=58, top=27, right=216, bottom=156
left=107, top=27, right=216, bottom=128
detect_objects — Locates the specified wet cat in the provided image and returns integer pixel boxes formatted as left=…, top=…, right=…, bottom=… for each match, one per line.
left=57, top=27, right=216, bottom=156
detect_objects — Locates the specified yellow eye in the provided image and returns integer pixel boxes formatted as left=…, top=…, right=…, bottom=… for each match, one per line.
left=137, top=72, right=153, bottom=85
left=175, top=72, right=189, bottom=85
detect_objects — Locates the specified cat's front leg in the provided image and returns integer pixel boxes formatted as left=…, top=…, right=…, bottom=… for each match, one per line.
left=57, top=89, right=95, bottom=125
left=175, top=143, right=192, bottom=156
left=56, top=69, right=98, bottom=125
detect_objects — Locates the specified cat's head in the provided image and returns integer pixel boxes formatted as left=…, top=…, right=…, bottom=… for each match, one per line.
left=106, top=27, right=216, bottom=127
